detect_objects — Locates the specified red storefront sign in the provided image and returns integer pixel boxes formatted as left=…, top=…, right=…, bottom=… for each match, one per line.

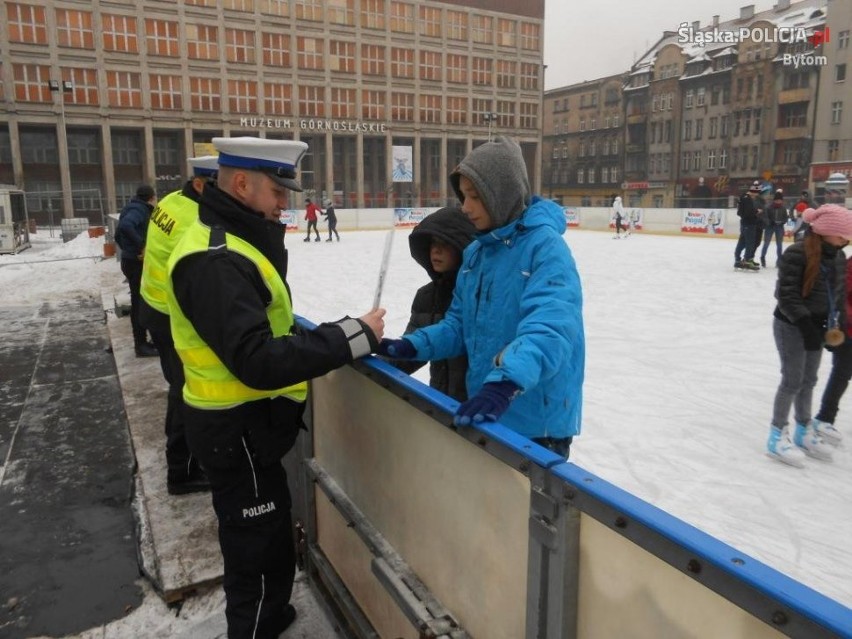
left=811, top=163, right=852, bottom=183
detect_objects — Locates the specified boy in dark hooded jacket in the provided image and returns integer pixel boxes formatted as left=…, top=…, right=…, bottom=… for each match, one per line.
left=386, top=206, right=476, bottom=400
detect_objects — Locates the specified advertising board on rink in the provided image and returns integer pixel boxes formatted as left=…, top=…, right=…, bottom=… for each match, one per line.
left=681, top=209, right=725, bottom=234
left=393, top=208, right=428, bottom=228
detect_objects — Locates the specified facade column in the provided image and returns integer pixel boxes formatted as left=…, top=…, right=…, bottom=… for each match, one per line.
left=385, top=135, right=394, bottom=209
left=356, top=134, right=364, bottom=209
left=100, top=123, right=116, bottom=215
left=325, top=131, right=333, bottom=205
left=143, top=124, right=155, bottom=188
left=54, top=100, right=73, bottom=218
left=440, top=134, right=448, bottom=206
left=413, top=134, right=421, bottom=207
left=9, top=119, right=24, bottom=189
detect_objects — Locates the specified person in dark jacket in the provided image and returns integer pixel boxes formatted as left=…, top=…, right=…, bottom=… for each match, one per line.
left=322, top=198, right=339, bottom=241
left=166, top=137, right=385, bottom=639
left=767, top=204, right=852, bottom=467
left=115, top=184, right=157, bottom=356
left=734, top=185, right=760, bottom=270
left=385, top=206, right=476, bottom=401
left=760, top=189, right=789, bottom=267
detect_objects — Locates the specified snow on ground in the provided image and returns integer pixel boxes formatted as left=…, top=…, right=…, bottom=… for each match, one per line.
left=2, top=224, right=851, bottom=635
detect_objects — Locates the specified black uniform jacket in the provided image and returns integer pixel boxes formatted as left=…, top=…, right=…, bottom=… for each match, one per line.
left=171, top=184, right=363, bottom=467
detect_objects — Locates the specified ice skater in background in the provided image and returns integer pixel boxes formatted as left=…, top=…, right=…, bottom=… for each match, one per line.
left=612, top=195, right=625, bottom=238
left=766, top=205, right=852, bottom=467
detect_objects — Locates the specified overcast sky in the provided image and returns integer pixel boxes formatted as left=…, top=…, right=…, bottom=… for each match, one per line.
left=543, top=0, right=797, bottom=89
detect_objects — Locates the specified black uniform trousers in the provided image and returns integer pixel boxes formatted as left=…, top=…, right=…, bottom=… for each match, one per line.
left=187, top=419, right=296, bottom=639
left=140, top=302, right=193, bottom=480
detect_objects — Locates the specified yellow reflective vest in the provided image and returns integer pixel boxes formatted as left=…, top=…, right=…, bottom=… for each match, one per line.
left=166, top=222, right=308, bottom=409
left=141, top=189, right=199, bottom=314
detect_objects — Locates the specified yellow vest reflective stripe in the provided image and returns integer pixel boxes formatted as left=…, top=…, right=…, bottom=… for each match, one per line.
left=141, top=190, right=199, bottom=314
left=166, top=223, right=307, bottom=409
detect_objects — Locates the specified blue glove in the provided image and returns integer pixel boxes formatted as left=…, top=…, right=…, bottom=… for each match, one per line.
left=378, top=338, right=417, bottom=358
left=454, top=381, right=521, bottom=426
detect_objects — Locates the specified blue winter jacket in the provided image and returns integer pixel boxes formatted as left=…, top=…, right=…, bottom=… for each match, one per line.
left=404, top=196, right=585, bottom=439
left=115, top=197, right=152, bottom=260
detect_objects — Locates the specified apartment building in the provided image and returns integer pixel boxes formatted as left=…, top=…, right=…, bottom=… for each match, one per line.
left=0, top=0, right=545, bottom=224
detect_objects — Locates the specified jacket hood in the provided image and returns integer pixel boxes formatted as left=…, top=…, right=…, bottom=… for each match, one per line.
left=408, top=206, right=476, bottom=278
left=475, top=196, right=566, bottom=247
left=449, top=136, right=530, bottom=228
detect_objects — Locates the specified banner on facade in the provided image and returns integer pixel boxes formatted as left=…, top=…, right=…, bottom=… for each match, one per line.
left=391, top=146, right=414, bottom=182
left=680, top=209, right=725, bottom=234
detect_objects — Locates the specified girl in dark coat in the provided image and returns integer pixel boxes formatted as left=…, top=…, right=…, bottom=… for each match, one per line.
left=387, top=206, right=476, bottom=400
left=768, top=204, right=852, bottom=467
left=322, top=199, right=339, bottom=241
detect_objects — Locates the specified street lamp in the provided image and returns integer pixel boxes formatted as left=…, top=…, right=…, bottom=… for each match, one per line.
left=483, top=112, right=498, bottom=142
left=48, top=79, right=74, bottom=218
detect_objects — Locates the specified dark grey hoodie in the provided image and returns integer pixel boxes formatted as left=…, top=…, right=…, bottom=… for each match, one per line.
left=449, top=136, right=531, bottom=228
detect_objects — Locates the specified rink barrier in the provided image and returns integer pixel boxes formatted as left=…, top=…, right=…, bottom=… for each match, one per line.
left=292, top=317, right=852, bottom=639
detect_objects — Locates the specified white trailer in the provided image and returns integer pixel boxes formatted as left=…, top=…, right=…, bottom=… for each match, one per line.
left=0, top=187, right=31, bottom=254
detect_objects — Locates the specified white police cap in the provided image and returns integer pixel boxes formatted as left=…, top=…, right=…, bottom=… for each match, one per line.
left=213, top=137, right=308, bottom=192
left=188, top=155, right=219, bottom=178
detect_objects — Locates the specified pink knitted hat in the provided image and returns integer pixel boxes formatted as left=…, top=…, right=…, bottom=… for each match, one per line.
left=804, top=204, right=852, bottom=239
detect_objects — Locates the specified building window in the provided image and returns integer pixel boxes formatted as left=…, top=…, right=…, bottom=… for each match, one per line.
left=259, top=0, right=289, bottom=17
left=577, top=169, right=584, bottom=184
left=149, top=74, right=182, bottom=110
left=683, top=120, right=692, bottom=141
left=446, top=10, right=467, bottom=41
left=733, top=111, right=741, bottom=136
left=106, top=71, right=142, bottom=108
left=186, top=0, right=216, bottom=6
left=331, top=87, right=356, bottom=119
left=362, top=89, right=384, bottom=120
left=62, top=67, right=99, bottom=105
left=472, top=15, right=492, bottom=44
left=67, top=129, right=100, bottom=165
left=497, top=18, right=516, bottom=47
left=419, top=50, right=442, bottom=82
left=685, top=89, right=694, bottom=108
left=837, top=64, right=847, bottom=83
left=611, top=167, right=619, bottom=183
left=186, top=23, right=218, bottom=60
left=263, top=32, right=291, bottom=67
left=419, top=6, right=441, bottom=38
left=652, top=94, right=660, bottom=112
left=223, top=0, right=254, bottom=10
left=831, top=101, right=843, bottom=124
left=696, top=87, right=705, bottom=106
left=389, top=1, right=413, bottom=33
left=361, top=0, right=385, bottom=30
left=145, top=19, right=180, bottom=58
left=13, top=63, right=51, bottom=102
left=682, top=151, right=690, bottom=171
left=601, top=167, right=609, bottom=183
left=496, top=61, right=516, bottom=89
left=228, top=79, right=257, bottom=113
left=361, top=44, right=385, bottom=76
left=743, top=109, right=751, bottom=136
left=695, top=119, right=703, bottom=140
left=112, top=131, right=141, bottom=165
left=754, top=110, right=761, bottom=135
left=720, top=115, right=729, bottom=137
left=297, top=37, right=324, bottom=70
left=56, top=9, right=94, bottom=49
left=707, top=149, right=716, bottom=169
left=102, top=14, right=138, bottom=53
left=327, top=0, right=353, bottom=25
left=420, top=94, right=442, bottom=124
left=709, top=116, right=718, bottom=138
left=519, top=103, right=537, bottom=129
left=520, top=22, right=540, bottom=50
left=446, top=96, right=467, bottom=125
left=264, top=82, right=292, bottom=115
left=390, top=47, right=413, bottom=79
left=579, top=119, right=585, bottom=131
left=294, top=0, right=322, bottom=21
left=225, top=28, right=255, bottom=64
left=7, top=3, right=48, bottom=44
left=328, top=40, right=355, bottom=73
left=472, top=57, right=492, bottom=86
left=588, top=167, right=595, bottom=184
left=751, top=145, right=758, bottom=170
left=447, top=54, right=467, bottom=84
left=298, top=85, right=325, bottom=117
left=839, top=30, right=850, bottom=49
left=190, top=77, right=221, bottom=112
left=391, top=91, right=413, bottom=121
left=828, top=140, right=839, bottom=161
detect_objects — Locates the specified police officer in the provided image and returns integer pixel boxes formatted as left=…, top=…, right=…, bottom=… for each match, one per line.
left=166, top=137, right=385, bottom=638
left=140, top=156, right=218, bottom=495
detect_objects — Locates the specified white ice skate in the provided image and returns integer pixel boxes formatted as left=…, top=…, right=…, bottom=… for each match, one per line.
left=766, top=426, right=805, bottom=467
left=811, top=419, right=842, bottom=447
left=794, top=422, right=833, bottom=461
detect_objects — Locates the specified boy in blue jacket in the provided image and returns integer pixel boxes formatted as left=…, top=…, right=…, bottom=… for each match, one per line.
left=380, top=136, right=585, bottom=457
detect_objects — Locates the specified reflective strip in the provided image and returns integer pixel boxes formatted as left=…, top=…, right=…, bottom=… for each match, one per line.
left=179, top=345, right=222, bottom=368
left=337, top=317, right=372, bottom=359
left=185, top=377, right=307, bottom=403
left=148, top=263, right=168, bottom=282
